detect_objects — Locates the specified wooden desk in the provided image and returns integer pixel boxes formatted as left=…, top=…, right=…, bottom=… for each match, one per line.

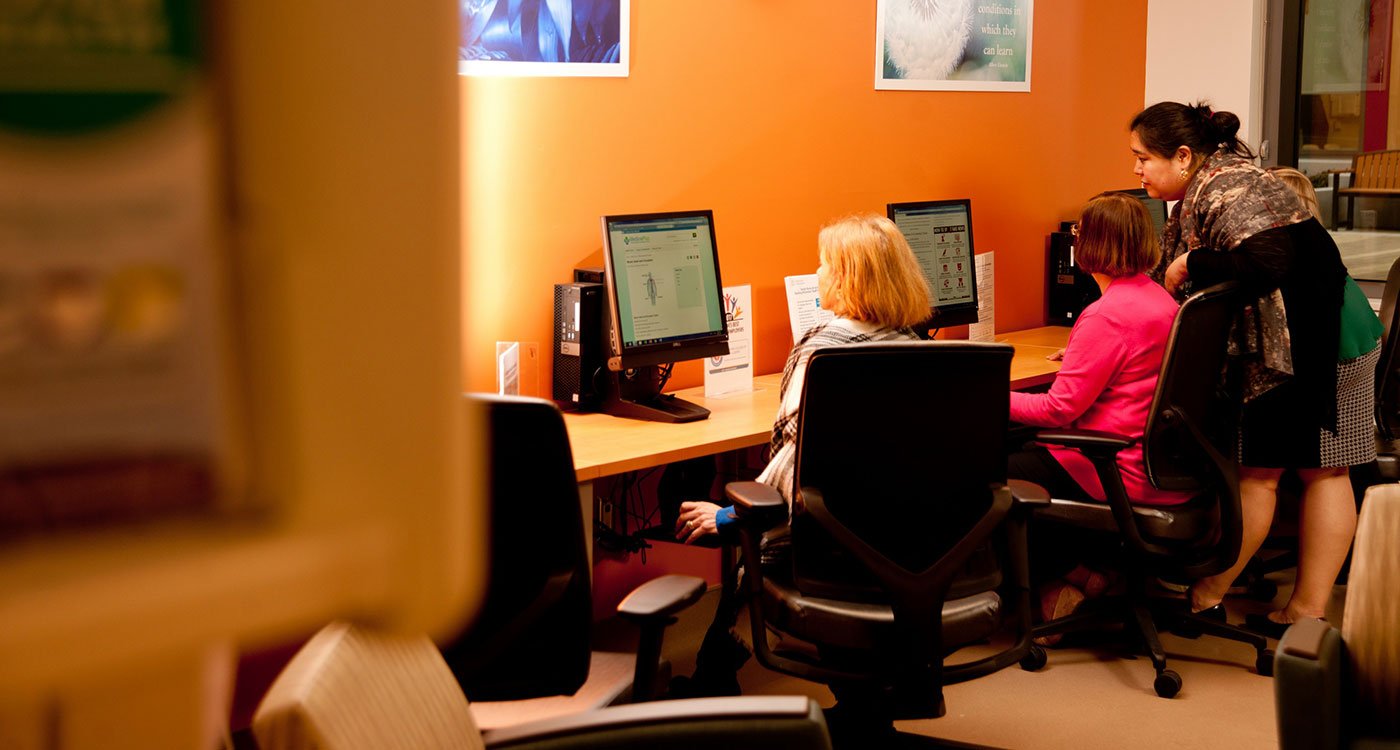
left=564, top=327, right=1070, bottom=482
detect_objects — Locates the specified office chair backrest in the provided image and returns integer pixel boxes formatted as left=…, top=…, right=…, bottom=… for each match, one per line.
left=255, top=621, right=485, bottom=750
left=1375, top=256, right=1400, bottom=440
left=1141, top=282, right=1242, bottom=541
left=790, top=342, right=1012, bottom=599
left=442, top=395, right=591, bottom=701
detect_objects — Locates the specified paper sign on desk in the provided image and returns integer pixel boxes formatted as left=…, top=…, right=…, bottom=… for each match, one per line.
left=784, top=274, right=835, bottom=344
left=706, top=284, right=754, bottom=397
left=970, top=252, right=995, bottom=342
left=496, top=341, right=520, bottom=395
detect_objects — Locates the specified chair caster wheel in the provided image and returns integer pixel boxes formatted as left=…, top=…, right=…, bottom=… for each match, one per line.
left=1019, top=644, right=1047, bottom=671
left=1154, top=669, right=1182, bottom=698
left=1256, top=649, right=1275, bottom=677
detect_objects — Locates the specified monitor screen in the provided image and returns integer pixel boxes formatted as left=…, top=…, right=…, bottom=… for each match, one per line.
left=1118, top=188, right=1169, bottom=238
left=887, top=199, right=979, bottom=328
left=601, top=210, right=728, bottom=370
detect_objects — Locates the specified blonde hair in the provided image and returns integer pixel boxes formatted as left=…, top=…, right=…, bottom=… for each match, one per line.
left=818, top=215, right=931, bottom=328
left=1074, top=192, right=1161, bottom=277
left=1342, top=484, right=1400, bottom=736
left=1267, top=167, right=1321, bottom=220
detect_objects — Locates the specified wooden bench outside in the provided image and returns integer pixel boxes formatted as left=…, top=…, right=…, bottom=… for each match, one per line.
left=1332, top=149, right=1400, bottom=229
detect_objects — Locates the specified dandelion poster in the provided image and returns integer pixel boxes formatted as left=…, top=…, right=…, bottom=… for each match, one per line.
left=460, top=0, right=629, bottom=77
left=876, top=0, right=1033, bottom=92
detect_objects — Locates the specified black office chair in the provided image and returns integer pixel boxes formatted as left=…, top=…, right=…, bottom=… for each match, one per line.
left=1027, top=281, right=1272, bottom=697
left=723, top=341, right=1045, bottom=742
left=441, top=394, right=705, bottom=726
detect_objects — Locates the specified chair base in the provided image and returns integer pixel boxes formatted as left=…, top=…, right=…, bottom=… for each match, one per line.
left=1031, top=590, right=1273, bottom=697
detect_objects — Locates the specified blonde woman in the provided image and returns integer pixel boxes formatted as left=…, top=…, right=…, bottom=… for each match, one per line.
left=1267, top=167, right=1322, bottom=217
left=675, top=214, right=932, bottom=542
left=1342, top=485, right=1400, bottom=736
left=670, top=214, right=931, bottom=698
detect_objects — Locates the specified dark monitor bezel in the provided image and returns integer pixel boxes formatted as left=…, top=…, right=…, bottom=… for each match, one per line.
left=887, top=198, right=980, bottom=328
left=1116, top=188, right=1169, bottom=234
left=600, top=209, right=729, bottom=371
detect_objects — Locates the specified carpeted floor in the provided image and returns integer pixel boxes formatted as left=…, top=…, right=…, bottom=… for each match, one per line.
left=608, top=569, right=1345, bottom=749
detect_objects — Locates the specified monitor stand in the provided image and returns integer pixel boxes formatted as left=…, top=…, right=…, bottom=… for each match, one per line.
left=599, top=366, right=710, bottom=423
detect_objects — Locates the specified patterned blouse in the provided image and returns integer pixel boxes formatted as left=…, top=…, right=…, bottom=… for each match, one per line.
left=1154, top=149, right=1311, bottom=402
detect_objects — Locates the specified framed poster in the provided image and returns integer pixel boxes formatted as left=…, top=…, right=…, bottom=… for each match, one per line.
left=460, top=0, right=629, bottom=77
left=876, top=0, right=1033, bottom=92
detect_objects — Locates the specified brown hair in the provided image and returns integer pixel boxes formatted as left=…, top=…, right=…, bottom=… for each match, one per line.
left=1267, top=167, right=1321, bottom=220
left=1074, top=192, right=1161, bottom=277
left=818, top=215, right=931, bottom=328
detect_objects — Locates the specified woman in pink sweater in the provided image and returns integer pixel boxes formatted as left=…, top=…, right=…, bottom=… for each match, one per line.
left=1009, top=192, right=1191, bottom=634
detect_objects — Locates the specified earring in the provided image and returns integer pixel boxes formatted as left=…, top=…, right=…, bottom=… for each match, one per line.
left=1179, top=168, right=1189, bottom=180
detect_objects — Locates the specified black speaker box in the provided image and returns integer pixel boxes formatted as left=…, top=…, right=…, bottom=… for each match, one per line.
left=1046, top=231, right=1100, bottom=326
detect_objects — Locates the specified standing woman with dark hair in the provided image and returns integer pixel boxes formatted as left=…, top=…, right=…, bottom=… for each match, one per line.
left=1131, top=101, right=1365, bottom=633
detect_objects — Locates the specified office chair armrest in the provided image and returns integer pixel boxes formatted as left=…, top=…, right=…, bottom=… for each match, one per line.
left=616, top=574, right=706, bottom=621
left=1275, top=619, right=1345, bottom=750
left=725, top=481, right=789, bottom=530
left=1032, top=428, right=1135, bottom=457
left=616, top=575, right=707, bottom=703
left=481, top=696, right=831, bottom=749
left=1007, top=479, right=1050, bottom=507
left=1034, top=430, right=1173, bottom=556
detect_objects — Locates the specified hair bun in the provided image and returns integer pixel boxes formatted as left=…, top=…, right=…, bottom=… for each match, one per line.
left=1209, top=110, right=1241, bottom=142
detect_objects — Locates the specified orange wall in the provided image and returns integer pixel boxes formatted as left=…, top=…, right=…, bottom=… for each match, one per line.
left=462, top=3, right=1149, bottom=393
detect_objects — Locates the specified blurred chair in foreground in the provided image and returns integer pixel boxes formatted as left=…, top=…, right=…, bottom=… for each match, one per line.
left=253, top=621, right=832, bottom=750
left=1275, top=483, right=1400, bottom=750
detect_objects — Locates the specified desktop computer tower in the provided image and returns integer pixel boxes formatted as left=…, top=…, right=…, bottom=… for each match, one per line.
left=552, top=282, right=605, bottom=410
left=1046, top=226, right=1100, bottom=326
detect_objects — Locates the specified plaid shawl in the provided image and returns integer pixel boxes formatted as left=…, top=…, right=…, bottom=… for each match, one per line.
left=1155, top=149, right=1311, bottom=402
left=755, top=319, right=919, bottom=506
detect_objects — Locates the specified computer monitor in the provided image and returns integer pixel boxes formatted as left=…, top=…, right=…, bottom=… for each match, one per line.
left=599, top=210, right=729, bottom=422
left=887, top=199, right=980, bottom=330
left=1118, top=188, right=1169, bottom=238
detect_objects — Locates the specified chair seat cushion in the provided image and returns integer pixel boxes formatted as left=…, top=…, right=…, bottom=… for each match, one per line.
left=758, top=571, right=1001, bottom=653
left=1032, top=490, right=1218, bottom=547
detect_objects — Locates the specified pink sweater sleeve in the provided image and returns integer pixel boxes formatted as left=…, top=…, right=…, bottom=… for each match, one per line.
left=1010, top=312, right=1128, bottom=428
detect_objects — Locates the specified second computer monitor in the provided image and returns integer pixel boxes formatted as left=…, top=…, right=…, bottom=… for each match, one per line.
left=1117, top=188, right=1169, bottom=238
left=888, top=199, right=979, bottom=328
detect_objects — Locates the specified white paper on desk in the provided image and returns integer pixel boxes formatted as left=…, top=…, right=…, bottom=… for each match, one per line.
left=706, top=284, right=754, bottom=397
left=784, top=274, right=835, bottom=344
left=969, top=252, right=995, bottom=342
left=496, top=341, right=520, bottom=395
